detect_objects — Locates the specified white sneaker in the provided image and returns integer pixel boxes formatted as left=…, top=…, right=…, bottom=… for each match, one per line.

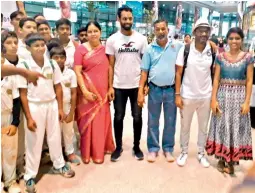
left=198, top=154, right=210, bottom=168
left=177, top=152, right=188, bottom=167
left=8, top=181, right=21, bottom=193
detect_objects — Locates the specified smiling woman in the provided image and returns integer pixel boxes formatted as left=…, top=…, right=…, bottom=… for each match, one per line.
left=206, top=27, right=254, bottom=175
left=73, top=21, right=115, bottom=164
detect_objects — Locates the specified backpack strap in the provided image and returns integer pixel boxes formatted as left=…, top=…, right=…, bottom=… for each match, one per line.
left=49, top=59, right=55, bottom=72
left=209, top=42, right=217, bottom=82
left=181, top=44, right=191, bottom=83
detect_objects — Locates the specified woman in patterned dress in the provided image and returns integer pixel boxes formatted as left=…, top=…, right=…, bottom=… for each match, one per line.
left=206, top=27, right=254, bottom=174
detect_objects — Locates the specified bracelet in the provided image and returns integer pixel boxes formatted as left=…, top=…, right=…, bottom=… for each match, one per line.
left=175, top=93, right=180, bottom=95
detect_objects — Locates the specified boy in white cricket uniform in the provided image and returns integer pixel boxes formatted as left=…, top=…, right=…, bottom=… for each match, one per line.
left=17, top=18, right=37, bottom=60
left=55, top=18, right=78, bottom=68
left=50, top=46, right=80, bottom=165
left=17, top=33, right=75, bottom=193
left=1, top=48, right=22, bottom=193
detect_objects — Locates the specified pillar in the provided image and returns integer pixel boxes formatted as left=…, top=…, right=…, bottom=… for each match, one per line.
left=218, top=13, right=224, bottom=37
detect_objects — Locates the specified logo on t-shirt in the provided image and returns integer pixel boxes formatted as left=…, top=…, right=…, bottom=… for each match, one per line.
left=118, top=41, right=139, bottom=53
left=206, top=50, right=212, bottom=56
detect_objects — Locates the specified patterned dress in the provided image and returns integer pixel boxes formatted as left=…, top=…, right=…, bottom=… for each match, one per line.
left=206, top=52, right=254, bottom=164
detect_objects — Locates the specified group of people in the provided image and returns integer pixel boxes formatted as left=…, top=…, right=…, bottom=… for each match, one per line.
left=1, top=5, right=254, bottom=193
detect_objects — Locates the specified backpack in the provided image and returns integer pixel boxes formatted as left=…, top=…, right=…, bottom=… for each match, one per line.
left=181, top=42, right=216, bottom=83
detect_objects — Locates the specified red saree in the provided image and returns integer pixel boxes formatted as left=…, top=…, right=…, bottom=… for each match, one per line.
left=74, top=45, right=115, bottom=163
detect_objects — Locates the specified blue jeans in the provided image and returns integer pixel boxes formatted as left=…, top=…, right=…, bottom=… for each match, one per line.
left=147, top=83, right=177, bottom=153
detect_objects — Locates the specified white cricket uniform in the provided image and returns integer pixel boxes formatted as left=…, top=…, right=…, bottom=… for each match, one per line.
left=1, top=62, right=19, bottom=187
left=60, top=67, right=77, bottom=155
left=17, top=39, right=31, bottom=60
left=17, top=56, right=65, bottom=181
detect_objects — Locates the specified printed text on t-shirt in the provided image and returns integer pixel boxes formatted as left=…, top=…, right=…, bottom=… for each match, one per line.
left=118, top=41, right=139, bottom=53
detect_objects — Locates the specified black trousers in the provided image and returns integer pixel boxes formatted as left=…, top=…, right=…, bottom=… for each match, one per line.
left=251, top=107, right=255, bottom=129
left=113, top=88, right=142, bottom=149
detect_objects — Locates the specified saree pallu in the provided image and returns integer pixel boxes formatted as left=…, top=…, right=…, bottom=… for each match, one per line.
left=75, top=45, right=115, bottom=163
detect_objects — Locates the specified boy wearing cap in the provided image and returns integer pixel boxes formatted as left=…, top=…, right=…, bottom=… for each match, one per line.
left=17, top=33, right=75, bottom=193
left=175, top=18, right=216, bottom=168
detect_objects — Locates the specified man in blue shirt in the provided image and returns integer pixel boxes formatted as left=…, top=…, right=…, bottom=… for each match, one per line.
left=138, top=19, right=182, bottom=163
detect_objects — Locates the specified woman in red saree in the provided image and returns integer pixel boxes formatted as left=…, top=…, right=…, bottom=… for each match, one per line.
left=74, top=21, right=115, bottom=164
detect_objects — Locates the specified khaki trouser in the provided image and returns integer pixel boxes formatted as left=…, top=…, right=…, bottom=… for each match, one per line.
left=180, top=98, right=211, bottom=154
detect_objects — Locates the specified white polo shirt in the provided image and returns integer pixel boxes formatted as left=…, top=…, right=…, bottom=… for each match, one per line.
left=61, top=67, right=77, bottom=103
left=64, top=40, right=76, bottom=68
left=176, top=42, right=213, bottom=99
left=18, top=39, right=31, bottom=60
left=1, top=62, right=19, bottom=112
left=17, top=56, right=62, bottom=102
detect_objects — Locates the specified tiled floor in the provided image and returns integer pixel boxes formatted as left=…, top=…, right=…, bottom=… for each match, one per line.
left=12, top=101, right=255, bottom=193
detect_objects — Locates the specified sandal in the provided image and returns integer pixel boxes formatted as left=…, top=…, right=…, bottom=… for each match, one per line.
left=82, top=158, right=90, bottom=164
left=224, top=163, right=234, bottom=174
left=217, top=160, right=225, bottom=173
left=93, top=159, right=104, bottom=164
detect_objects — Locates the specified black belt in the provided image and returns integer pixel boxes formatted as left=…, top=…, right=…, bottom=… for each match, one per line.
left=150, top=82, right=175, bottom=89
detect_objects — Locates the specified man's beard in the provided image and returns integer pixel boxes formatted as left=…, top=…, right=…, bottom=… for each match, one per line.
left=156, top=34, right=167, bottom=41
left=121, top=24, right=132, bottom=31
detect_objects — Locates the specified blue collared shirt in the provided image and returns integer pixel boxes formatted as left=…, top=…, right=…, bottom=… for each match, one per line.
left=141, top=39, right=183, bottom=86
